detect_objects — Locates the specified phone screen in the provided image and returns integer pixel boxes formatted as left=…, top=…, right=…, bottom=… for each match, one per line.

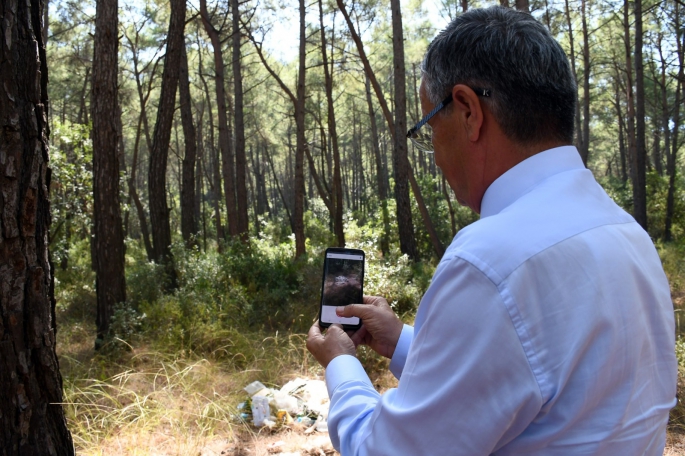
left=320, top=250, right=364, bottom=327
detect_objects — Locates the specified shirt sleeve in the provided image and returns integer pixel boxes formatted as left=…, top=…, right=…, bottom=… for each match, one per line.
left=325, top=257, right=544, bottom=456
left=389, top=324, right=414, bottom=379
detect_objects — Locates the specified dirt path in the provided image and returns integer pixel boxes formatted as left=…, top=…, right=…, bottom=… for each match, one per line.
left=201, top=429, right=338, bottom=456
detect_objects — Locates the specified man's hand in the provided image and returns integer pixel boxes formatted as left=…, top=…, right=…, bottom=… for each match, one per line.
left=306, top=322, right=357, bottom=368
left=337, top=296, right=403, bottom=359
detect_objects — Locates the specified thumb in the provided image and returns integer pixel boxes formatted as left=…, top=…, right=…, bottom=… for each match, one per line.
left=336, top=304, right=368, bottom=318
left=327, top=324, right=346, bottom=336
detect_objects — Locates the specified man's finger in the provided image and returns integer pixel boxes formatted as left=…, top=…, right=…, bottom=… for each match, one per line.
left=307, top=321, right=324, bottom=343
left=336, top=304, right=374, bottom=318
left=350, top=325, right=368, bottom=347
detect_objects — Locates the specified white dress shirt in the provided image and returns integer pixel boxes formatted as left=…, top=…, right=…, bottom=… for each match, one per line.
left=325, top=146, right=677, bottom=455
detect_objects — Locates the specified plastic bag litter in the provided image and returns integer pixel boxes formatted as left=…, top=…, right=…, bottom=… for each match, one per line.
left=251, top=395, right=271, bottom=427
left=244, top=380, right=267, bottom=396
left=241, top=378, right=330, bottom=431
left=272, top=389, right=299, bottom=415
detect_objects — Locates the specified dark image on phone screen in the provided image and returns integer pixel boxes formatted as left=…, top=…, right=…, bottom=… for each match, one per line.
left=319, top=248, right=365, bottom=330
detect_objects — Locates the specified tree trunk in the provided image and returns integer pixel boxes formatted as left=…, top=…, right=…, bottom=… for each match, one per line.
left=129, top=107, right=154, bottom=259
left=195, top=99, right=205, bottom=246
left=580, top=0, right=591, bottom=165
left=92, top=0, right=126, bottom=343
left=659, top=35, right=670, bottom=179
left=179, top=45, right=198, bottom=246
left=515, top=0, right=529, bottom=12
left=319, top=0, right=345, bottom=247
left=231, top=0, right=249, bottom=239
left=197, top=56, right=225, bottom=246
left=200, top=0, right=238, bottom=238
left=442, top=174, right=457, bottom=237
left=365, top=76, right=390, bottom=256
left=564, top=0, right=583, bottom=154
left=390, top=0, right=418, bottom=259
left=339, top=0, right=444, bottom=259
left=247, top=4, right=307, bottom=257
left=148, top=0, right=185, bottom=286
left=633, top=0, right=647, bottom=230
left=293, top=0, right=307, bottom=257
left=623, top=0, right=639, bottom=222
left=0, top=0, right=74, bottom=449
left=665, top=3, right=683, bottom=242
left=613, top=68, right=628, bottom=183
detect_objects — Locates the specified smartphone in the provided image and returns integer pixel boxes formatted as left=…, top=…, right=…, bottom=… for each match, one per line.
left=319, top=247, right=365, bottom=330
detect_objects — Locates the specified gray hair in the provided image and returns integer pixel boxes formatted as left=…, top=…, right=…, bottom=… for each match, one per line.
left=421, top=6, right=576, bottom=145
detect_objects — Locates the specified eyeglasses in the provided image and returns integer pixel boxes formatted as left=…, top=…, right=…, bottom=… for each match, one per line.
left=406, top=88, right=492, bottom=153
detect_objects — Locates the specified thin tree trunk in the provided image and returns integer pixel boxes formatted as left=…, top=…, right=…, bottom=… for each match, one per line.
left=148, top=0, right=185, bottom=286
left=264, top=144, right=294, bottom=230
left=442, top=174, right=457, bottom=237
left=365, top=76, right=390, bottom=255
left=633, top=0, right=648, bottom=230
left=580, top=0, right=591, bottom=165
left=293, top=0, right=307, bottom=257
left=623, top=0, right=639, bottom=219
left=232, top=0, right=249, bottom=239
left=659, top=34, right=670, bottom=179
left=129, top=105, right=154, bottom=259
left=92, top=0, right=126, bottom=343
left=0, top=0, right=74, bottom=449
left=613, top=68, right=628, bottom=183
left=76, top=68, right=90, bottom=125
left=179, top=45, right=198, bottom=246
left=247, top=4, right=307, bottom=257
left=339, top=0, right=426, bottom=259
left=200, top=0, right=238, bottom=237
left=565, top=0, right=583, bottom=154
left=319, top=0, right=345, bottom=247
left=197, top=53, right=225, bottom=246
left=195, top=100, right=205, bottom=243
left=665, top=4, right=683, bottom=242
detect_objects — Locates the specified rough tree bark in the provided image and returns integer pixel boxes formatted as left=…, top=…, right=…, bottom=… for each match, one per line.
left=148, top=0, right=185, bottom=285
left=179, top=45, right=198, bottom=246
left=0, top=0, right=74, bottom=450
left=91, top=0, right=126, bottom=344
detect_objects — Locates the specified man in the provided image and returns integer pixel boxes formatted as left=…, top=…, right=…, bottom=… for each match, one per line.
left=307, top=6, right=677, bottom=455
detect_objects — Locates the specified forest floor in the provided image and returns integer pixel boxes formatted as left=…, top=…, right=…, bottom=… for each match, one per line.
left=56, top=320, right=685, bottom=456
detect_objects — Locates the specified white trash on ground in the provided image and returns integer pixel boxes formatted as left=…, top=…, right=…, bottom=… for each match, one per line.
left=240, top=378, right=330, bottom=432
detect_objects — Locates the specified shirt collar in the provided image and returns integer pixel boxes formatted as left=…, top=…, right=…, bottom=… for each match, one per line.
left=480, top=146, right=585, bottom=218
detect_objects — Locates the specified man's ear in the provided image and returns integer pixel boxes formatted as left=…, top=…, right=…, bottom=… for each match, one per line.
left=451, top=84, right=485, bottom=142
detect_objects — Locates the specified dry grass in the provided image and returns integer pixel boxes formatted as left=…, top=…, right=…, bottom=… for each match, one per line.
left=55, top=296, right=683, bottom=455
left=56, top=316, right=330, bottom=455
